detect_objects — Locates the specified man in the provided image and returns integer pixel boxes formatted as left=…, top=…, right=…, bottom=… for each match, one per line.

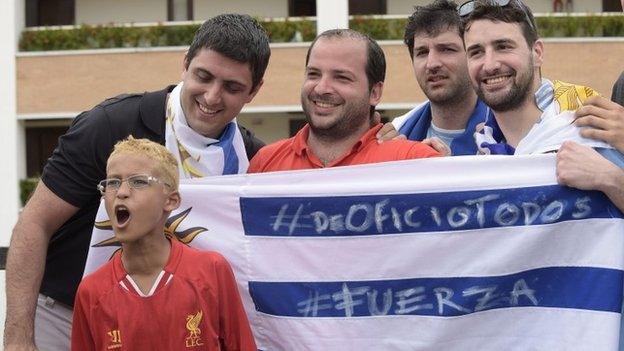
left=390, top=0, right=485, bottom=155
left=460, top=0, right=624, bottom=209
left=248, top=29, right=439, bottom=173
left=4, top=14, right=269, bottom=350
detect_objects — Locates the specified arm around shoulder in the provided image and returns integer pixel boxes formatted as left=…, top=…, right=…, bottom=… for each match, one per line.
left=406, top=141, right=442, bottom=160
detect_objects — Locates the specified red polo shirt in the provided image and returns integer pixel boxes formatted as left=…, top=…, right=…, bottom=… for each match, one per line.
left=248, top=123, right=440, bottom=173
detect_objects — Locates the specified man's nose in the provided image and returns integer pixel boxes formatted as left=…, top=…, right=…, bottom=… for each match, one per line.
left=482, top=49, right=501, bottom=74
left=425, top=51, right=443, bottom=71
left=313, top=75, right=334, bottom=95
left=203, top=84, right=223, bottom=105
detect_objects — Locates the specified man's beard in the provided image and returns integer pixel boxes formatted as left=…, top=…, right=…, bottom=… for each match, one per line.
left=422, top=74, right=473, bottom=106
left=302, top=93, right=371, bottom=141
left=475, top=61, right=535, bottom=112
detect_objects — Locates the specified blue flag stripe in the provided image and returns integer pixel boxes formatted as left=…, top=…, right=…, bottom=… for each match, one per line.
left=249, top=266, right=624, bottom=317
left=240, top=185, right=622, bottom=237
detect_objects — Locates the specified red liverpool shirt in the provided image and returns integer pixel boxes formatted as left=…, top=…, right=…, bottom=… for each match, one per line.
left=71, top=239, right=256, bottom=351
left=248, top=123, right=440, bottom=173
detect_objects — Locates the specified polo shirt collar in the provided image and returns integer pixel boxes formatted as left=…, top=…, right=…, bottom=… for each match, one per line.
left=291, top=123, right=383, bottom=157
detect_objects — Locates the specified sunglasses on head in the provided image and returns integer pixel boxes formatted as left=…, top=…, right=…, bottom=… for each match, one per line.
left=458, top=0, right=536, bottom=33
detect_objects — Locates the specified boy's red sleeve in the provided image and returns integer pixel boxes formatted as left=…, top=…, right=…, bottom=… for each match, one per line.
left=71, top=285, right=96, bottom=351
left=215, top=255, right=257, bottom=351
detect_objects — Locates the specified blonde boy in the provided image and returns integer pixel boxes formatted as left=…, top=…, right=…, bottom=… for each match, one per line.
left=71, top=137, right=256, bottom=351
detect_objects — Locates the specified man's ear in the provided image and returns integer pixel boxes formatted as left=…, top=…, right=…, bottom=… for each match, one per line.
left=532, top=39, right=544, bottom=68
left=245, top=79, right=264, bottom=103
left=369, top=81, right=384, bottom=106
left=181, top=52, right=190, bottom=79
left=164, top=191, right=181, bottom=212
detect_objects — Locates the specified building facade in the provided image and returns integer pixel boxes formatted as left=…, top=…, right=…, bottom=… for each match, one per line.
left=8, top=0, right=624, bottom=232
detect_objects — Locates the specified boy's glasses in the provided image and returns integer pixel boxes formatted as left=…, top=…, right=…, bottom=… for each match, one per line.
left=97, top=174, right=170, bottom=195
left=458, top=0, right=536, bottom=33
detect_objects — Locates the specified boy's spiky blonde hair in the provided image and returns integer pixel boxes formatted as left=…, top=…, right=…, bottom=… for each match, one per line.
left=109, top=136, right=179, bottom=190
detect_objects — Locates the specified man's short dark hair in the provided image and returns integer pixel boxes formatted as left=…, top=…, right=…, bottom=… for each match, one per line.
left=305, top=29, right=386, bottom=91
left=404, top=0, right=462, bottom=60
left=460, top=0, right=538, bottom=47
left=185, top=13, right=270, bottom=92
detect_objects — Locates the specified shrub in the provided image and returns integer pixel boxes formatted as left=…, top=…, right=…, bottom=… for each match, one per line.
left=19, top=178, right=39, bottom=206
left=19, top=15, right=624, bottom=52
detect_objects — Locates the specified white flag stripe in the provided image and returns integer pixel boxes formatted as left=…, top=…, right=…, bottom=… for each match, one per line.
left=246, top=218, right=624, bottom=281
left=254, top=307, right=620, bottom=351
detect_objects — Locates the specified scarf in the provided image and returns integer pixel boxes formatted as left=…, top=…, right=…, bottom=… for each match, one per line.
left=396, top=100, right=490, bottom=156
left=165, top=82, right=249, bottom=178
left=475, top=79, right=610, bottom=155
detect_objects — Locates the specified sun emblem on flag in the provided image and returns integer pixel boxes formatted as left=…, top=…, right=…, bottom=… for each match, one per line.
left=92, top=207, right=208, bottom=248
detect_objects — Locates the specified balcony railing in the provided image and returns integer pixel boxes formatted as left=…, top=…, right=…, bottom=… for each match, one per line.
left=19, top=13, right=624, bottom=52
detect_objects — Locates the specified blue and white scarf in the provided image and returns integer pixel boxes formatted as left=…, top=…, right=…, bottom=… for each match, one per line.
left=165, top=82, right=249, bottom=177
left=393, top=100, right=489, bottom=156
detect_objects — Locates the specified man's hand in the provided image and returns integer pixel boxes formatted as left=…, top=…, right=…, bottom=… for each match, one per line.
left=421, top=137, right=451, bottom=157
left=556, top=141, right=620, bottom=191
left=376, top=122, right=405, bottom=143
left=574, top=96, right=624, bottom=153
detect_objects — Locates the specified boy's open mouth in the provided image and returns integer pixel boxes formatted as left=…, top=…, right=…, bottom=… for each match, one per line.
left=115, top=205, right=131, bottom=226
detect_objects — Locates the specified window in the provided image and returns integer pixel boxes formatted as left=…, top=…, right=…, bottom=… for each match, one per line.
left=603, top=0, right=622, bottom=11
left=349, top=0, right=386, bottom=15
left=26, top=0, right=75, bottom=27
left=167, top=0, right=193, bottom=21
left=26, top=126, right=69, bottom=177
left=288, top=0, right=387, bottom=16
left=289, top=0, right=316, bottom=16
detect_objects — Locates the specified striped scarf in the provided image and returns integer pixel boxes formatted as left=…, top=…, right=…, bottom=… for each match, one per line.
left=165, top=82, right=249, bottom=178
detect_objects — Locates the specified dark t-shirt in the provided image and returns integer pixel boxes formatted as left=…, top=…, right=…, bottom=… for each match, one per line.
left=612, top=72, right=624, bottom=106
left=39, top=86, right=264, bottom=306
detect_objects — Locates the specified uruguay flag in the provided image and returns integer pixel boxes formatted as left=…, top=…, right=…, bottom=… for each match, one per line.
left=84, top=154, right=624, bottom=350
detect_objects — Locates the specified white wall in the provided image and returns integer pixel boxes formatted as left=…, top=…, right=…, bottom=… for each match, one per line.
left=76, top=0, right=167, bottom=24
left=1, top=0, right=22, bottom=247
left=318, top=0, right=348, bottom=32
left=2, top=0, right=22, bottom=339
left=194, top=0, right=288, bottom=20
left=387, top=0, right=603, bottom=14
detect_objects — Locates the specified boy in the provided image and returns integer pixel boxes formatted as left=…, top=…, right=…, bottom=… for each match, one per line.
left=71, top=137, right=256, bottom=350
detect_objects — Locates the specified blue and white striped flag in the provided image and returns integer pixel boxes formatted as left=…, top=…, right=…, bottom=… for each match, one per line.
left=84, top=154, right=624, bottom=350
